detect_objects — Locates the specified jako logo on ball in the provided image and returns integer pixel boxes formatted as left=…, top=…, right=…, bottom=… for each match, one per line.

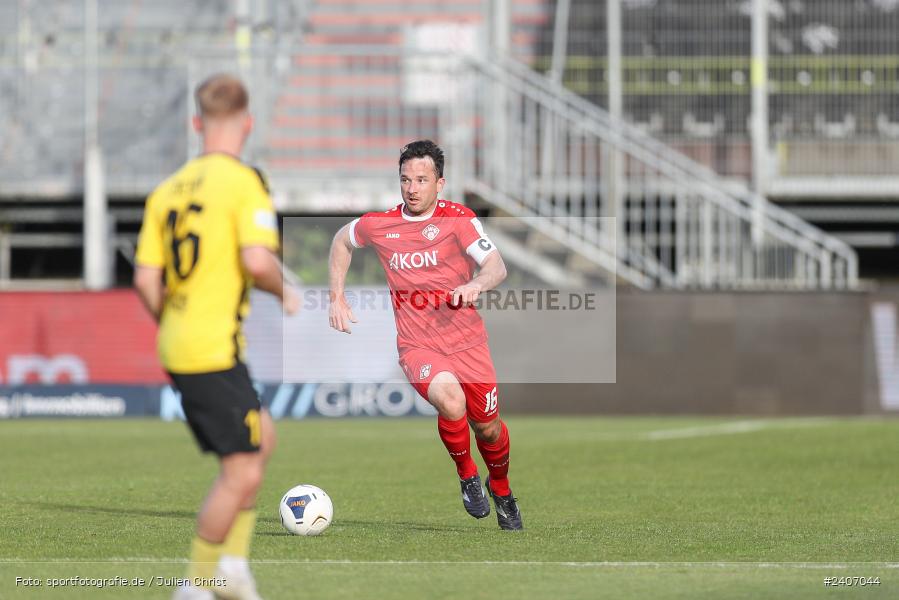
left=279, top=484, right=333, bottom=536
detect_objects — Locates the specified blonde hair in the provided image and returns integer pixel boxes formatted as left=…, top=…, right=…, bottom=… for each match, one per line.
left=194, top=74, right=248, bottom=119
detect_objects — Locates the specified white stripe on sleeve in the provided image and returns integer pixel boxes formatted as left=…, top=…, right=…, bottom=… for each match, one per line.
left=465, top=217, right=496, bottom=264
left=348, top=218, right=362, bottom=248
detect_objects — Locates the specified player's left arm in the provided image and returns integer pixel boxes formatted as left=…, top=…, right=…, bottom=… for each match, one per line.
left=452, top=214, right=507, bottom=307
left=238, top=169, right=299, bottom=315
left=452, top=251, right=507, bottom=307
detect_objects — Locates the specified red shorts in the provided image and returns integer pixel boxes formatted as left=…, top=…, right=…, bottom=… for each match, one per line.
left=398, top=342, right=500, bottom=423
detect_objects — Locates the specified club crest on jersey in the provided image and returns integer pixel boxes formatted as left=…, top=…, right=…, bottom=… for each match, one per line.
left=419, top=364, right=432, bottom=380
left=421, top=224, right=440, bottom=241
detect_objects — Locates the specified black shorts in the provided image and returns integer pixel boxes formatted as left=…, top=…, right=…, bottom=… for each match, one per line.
left=168, top=363, right=262, bottom=457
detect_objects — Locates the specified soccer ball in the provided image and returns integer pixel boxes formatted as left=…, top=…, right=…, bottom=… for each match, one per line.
left=279, top=484, right=333, bottom=536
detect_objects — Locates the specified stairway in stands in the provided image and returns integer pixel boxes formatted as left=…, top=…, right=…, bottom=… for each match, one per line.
left=264, top=0, right=550, bottom=179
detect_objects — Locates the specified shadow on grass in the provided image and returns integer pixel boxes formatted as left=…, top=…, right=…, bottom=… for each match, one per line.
left=33, top=502, right=195, bottom=520
left=257, top=518, right=470, bottom=535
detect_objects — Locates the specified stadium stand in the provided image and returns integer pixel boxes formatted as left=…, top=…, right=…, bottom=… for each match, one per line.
left=0, top=0, right=862, bottom=288
left=0, top=0, right=304, bottom=286
left=0, top=0, right=240, bottom=197
left=527, top=0, right=897, bottom=272
left=262, top=0, right=551, bottom=175
left=537, top=0, right=899, bottom=185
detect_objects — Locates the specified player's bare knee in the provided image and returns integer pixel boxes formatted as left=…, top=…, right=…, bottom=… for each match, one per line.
left=428, top=372, right=466, bottom=419
left=222, top=454, right=264, bottom=494
left=471, top=418, right=501, bottom=443
left=239, top=462, right=264, bottom=494
left=260, top=437, right=276, bottom=464
left=260, top=410, right=277, bottom=462
left=447, top=387, right=466, bottom=412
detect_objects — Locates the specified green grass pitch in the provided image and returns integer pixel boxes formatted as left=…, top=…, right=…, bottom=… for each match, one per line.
left=0, top=416, right=897, bottom=599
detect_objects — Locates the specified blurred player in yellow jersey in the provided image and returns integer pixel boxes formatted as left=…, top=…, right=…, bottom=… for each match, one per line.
left=134, top=74, right=298, bottom=600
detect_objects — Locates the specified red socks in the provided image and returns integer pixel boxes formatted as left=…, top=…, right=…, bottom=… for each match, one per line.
left=438, top=416, right=512, bottom=496
left=437, top=415, right=478, bottom=480
left=476, top=420, right=511, bottom=496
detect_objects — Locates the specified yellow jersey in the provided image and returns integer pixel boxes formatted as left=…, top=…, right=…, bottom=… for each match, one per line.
left=135, top=153, right=279, bottom=374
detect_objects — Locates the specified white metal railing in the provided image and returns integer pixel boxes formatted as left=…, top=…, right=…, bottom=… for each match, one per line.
left=442, top=54, right=858, bottom=290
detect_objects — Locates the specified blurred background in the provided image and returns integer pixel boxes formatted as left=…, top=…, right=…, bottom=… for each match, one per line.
left=0, top=0, right=897, bottom=418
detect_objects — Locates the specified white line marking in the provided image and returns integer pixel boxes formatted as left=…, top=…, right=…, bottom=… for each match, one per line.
left=1, top=559, right=896, bottom=569
left=644, top=418, right=834, bottom=441
left=645, top=420, right=771, bottom=440
left=564, top=418, right=834, bottom=442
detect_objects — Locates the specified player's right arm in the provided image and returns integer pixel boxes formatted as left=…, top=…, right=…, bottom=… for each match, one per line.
left=133, top=193, right=166, bottom=322
left=133, top=266, right=165, bottom=322
left=328, top=222, right=359, bottom=334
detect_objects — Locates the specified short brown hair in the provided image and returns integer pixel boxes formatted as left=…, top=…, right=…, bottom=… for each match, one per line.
left=194, top=74, right=248, bottom=119
left=399, top=140, right=444, bottom=178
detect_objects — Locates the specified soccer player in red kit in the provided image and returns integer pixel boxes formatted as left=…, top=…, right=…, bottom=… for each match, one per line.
left=328, top=140, right=522, bottom=530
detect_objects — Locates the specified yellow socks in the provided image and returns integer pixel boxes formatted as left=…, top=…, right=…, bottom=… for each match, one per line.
left=187, top=510, right=256, bottom=587
left=187, top=536, right=223, bottom=585
left=221, top=509, right=257, bottom=558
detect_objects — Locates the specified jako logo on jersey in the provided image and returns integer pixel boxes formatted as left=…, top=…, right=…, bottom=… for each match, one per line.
left=420, top=364, right=432, bottom=380
left=385, top=232, right=401, bottom=238
left=422, top=224, right=440, bottom=241
left=388, top=250, right=438, bottom=270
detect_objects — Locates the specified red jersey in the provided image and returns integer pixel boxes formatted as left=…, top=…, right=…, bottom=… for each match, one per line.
left=349, top=200, right=498, bottom=354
